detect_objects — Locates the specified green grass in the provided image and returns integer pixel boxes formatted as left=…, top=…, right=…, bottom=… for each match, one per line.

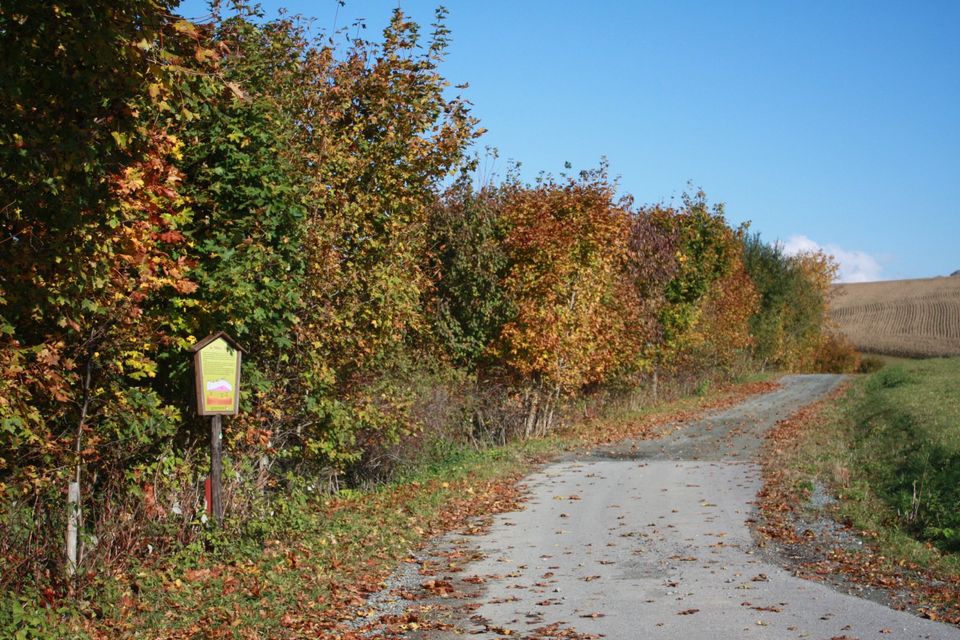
left=789, top=356, right=960, bottom=575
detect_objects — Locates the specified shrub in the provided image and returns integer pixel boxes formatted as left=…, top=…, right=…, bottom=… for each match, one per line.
left=858, top=355, right=886, bottom=373
left=814, top=332, right=861, bottom=373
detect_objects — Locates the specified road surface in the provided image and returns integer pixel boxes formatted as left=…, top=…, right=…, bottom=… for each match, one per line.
left=370, top=375, right=960, bottom=639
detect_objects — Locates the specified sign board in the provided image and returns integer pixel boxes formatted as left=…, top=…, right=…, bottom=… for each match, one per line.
left=192, top=332, right=243, bottom=416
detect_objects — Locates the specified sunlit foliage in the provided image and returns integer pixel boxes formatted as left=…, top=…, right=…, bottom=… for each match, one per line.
left=0, top=1, right=847, bottom=604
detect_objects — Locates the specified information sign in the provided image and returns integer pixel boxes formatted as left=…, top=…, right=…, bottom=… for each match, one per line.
left=192, top=332, right=243, bottom=416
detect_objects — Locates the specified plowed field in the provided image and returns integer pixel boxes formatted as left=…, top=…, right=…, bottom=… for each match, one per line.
left=831, top=275, right=960, bottom=357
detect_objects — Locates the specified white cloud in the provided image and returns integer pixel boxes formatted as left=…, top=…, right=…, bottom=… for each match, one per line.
left=782, top=235, right=883, bottom=283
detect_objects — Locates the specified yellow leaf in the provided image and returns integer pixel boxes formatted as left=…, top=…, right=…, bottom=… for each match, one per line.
left=172, top=19, right=199, bottom=37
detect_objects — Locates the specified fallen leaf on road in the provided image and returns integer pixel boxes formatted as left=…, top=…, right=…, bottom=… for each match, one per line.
left=420, top=579, right=455, bottom=596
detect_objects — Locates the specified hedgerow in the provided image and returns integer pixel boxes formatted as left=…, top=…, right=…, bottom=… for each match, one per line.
left=0, top=1, right=850, bottom=605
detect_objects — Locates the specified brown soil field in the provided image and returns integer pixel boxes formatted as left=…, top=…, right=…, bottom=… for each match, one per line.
left=830, top=274, right=960, bottom=357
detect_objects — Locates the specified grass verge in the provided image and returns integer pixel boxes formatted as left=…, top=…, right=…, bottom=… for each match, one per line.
left=757, top=357, right=960, bottom=624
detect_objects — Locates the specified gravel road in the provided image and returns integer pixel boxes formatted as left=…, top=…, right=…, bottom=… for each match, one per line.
left=372, top=375, right=960, bottom=639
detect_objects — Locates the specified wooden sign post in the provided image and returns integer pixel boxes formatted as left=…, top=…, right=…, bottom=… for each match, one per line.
left=191, top=332, right=243, bottom=525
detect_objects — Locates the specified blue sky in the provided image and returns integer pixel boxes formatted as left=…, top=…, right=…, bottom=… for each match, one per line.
left=176, top=1, right=960, bottom=282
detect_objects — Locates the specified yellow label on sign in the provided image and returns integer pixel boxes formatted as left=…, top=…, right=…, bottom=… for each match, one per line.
left=198, top=338, right=240, bottom=414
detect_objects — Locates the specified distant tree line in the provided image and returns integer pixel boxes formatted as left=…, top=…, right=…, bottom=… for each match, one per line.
left=0, top=1, right=854, bottom=596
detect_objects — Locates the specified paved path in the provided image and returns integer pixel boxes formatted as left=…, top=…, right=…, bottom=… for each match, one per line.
left=423, top=375, right=960, bottom=639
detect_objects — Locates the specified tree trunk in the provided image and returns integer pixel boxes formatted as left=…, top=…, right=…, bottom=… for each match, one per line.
left=66, top=481, right=79, bottom=578
left=67, top=353, right=94, bottom=580
left=539, top=396, right=553, bottom=437
left=523, top=389, right=540, bottom=440
left=652, top=366, right=659, bottom=403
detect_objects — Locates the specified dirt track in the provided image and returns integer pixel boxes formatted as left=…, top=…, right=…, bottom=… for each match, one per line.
left=357, top=376, right=960, bottom=638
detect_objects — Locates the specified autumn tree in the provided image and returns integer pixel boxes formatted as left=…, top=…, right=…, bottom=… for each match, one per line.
left=741, top=233, right=849, bottom=370
left=690, top=245, right=760, bottom=374
left=612, top=209, right=681, bottom=382
left=428, top=178, right=515, bottom=368
left=487, top=169, right=636, bottom=435
left=637, top=191, right=745, bottom=389
left=0, top=0, right=215, bottom=585
left=287, top=9, right=481, bottom=469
